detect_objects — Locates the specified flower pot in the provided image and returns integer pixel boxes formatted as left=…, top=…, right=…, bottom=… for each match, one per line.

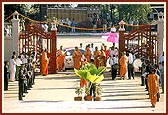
left=84, top=95, right=93, bottom=101
left=74, top=96, right=82, bottom=101
left=94, top=96, right=101, bottom=101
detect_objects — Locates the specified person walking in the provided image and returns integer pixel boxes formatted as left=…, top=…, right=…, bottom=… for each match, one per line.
left=127, top=51, right=135, bottom=79
left=57, top=46, right=66, bottom=71
left=119, top=52, right=128, bottom=80
left=147, top=67, right=160, bottom=109
left=99, top=48, right=106, bottom=67
left=109, top=55, right=118, bottom=80
left=72, top=47, right=82, bottom=69
left=84, top=45, right=92, bottom=63
left=93, top=46, right=100, bottom=68
left=41, top=49, right=49, bottom=76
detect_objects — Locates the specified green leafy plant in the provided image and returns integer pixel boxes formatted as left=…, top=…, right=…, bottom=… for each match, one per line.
left=74, top=63, right=106, bottom=96
left=94, top=83, right=103, bottom=97
left=74, top=83, right=83, bottom=96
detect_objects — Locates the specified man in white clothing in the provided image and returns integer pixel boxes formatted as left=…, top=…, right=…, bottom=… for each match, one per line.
left=109, top=55, right=118, bottom=80
left=9, top=56, right=17, bottom=81
left=127, top=51, right=135, bottom=79
left=15, top=56, right=22, bottom=80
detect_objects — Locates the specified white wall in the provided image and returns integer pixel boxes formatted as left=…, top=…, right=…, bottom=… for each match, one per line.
left=4, top=37, right=13, bottom=61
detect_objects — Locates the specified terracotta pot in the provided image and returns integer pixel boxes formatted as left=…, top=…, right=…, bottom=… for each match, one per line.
left=84, top=95, right=93, bottom=101
left=74, top=96, right=82, bottom=101
left=94, top=97, right=101, bottom=101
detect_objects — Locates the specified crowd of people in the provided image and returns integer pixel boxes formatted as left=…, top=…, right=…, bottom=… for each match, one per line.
left=4, top=51, right=36, bottom=100
left=55, top=42, right=137, bottom=81
left=4, top=45, right=164, bottom=107
left=55, top=43, right=165, bottom=108
left=140, top=51, right=164, bottom=109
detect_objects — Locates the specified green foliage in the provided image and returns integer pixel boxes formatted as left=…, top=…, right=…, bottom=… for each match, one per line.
left=4, top=4, right=30, bottom=18
left=74, top=83, right=83, bottom=96
left=74, top=63, right=106, bottom=96
left=74, top=63, right=106, bottom=83
left=94, top=84, right=103, bottom=96
left=118, top=4, right=152, bottom=23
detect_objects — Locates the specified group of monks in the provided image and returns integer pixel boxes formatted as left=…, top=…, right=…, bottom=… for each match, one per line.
left=40, top=44, right=161, bottom=109
left=56, top=44, right=108, bottom=71
left=40, top=43, right=131, bottom=81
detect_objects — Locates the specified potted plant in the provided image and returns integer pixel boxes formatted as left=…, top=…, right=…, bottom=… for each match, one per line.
left=74, top=63, right=106, bottom=101
left=84, top=85, right=93, bottom=101
left=94, top=83, right=103, bottom=101
left=74, top=83, right=83, bottom=101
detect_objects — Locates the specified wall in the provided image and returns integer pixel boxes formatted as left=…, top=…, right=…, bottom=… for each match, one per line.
left=4, top=37, right=13, bottom=61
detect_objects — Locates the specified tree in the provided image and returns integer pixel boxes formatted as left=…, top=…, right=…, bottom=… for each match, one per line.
left=117, top=4, right=152, bottom=24
left=4, top=4, right=30, bottom=18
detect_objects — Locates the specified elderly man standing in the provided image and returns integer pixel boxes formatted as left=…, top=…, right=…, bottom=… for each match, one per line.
left=119, top=52, right=128, bottom=80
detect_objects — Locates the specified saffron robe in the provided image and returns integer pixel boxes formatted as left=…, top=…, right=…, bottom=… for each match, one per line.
left=94, top=50, right=100, bottom=68
left=57, top=50, right=65, bottom=71
left=147, top=74, right=159, bottom=106
left=72, top=50, right=82, bottom=69
left=119, top=55, right=128, bottom=78
left=99, top=50, right=106, bottom=67
left=84, top=50, right=92, bottom=63
left=41, top=51, right=49, bottom=76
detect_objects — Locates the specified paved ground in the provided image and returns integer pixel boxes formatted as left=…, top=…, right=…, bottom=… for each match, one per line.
left=2, top=69, right=166, bottom=113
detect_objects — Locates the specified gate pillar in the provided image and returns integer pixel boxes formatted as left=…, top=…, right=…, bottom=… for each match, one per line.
left=118, top=20, right=126, bottom=58
left=50, top=20, right=57, bottom=74
left=11, top=11, right=20, bottom=57
left=157, top=17, right=164, bottom=56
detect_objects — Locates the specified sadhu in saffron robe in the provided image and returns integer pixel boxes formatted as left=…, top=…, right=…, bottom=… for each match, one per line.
left=72, top=50, right=82, bottom=69
left=94, top=50, right=100, bottom=68
left=41, top=51, right=49, bottom=76
left=57, top=50, right=65, bottom=71
left=147, top=73, right=159, bottom=107
left=84, top=49, right=92, bottom=63
left=119, top=55, right=128, bottom=79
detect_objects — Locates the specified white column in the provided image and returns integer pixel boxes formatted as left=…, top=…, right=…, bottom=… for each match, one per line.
left=157, top=20, right=164, bottom=56
left=11, top=12, right=20, bottom=57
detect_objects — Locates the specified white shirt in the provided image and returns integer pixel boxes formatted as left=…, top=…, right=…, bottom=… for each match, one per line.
left=109, top=57, right=118, bottom=65
left=90, top=47, right=94, bottom=59
left=16, top=58, right=22, bottom=66
left=109, top=50, right=117, bottom=57
left=128, top=53, right=134, bottom=64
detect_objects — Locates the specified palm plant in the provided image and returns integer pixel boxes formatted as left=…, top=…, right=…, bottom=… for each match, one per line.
left=74, top=63, right=106, bottom=100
